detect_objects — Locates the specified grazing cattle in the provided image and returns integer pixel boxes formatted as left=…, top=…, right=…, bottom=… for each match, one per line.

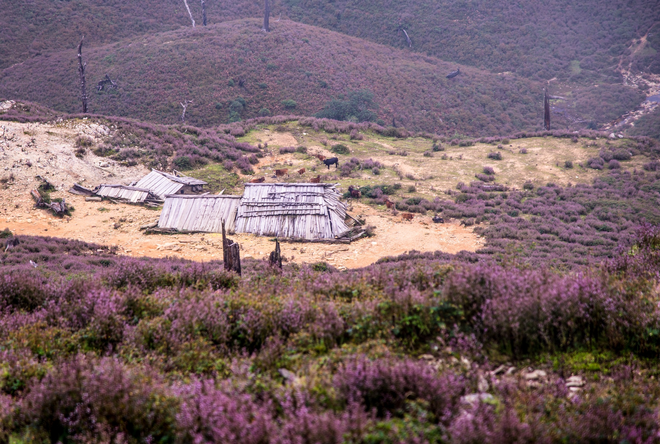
left=401, top=213, right=414, bottom=221
left=316, top=154, right=326, bottom=161
left=384, top=199, right=394, bottom=209
left=446, top=68, right=461, bottom=79
left=348, top=185, right=361, bottom=198
left=275, top=169, right=288, bottom=177
left=249, top=177, right=265, bottom=183
left=298, top=168, right=306, bottom=175
left=323, top=157, right=339, bottom=169
left=310, top=175, right=321, bottom=183
left=432, top=215, right=445, bottom=224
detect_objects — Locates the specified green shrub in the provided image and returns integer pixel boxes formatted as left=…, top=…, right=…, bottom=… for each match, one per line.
left=331, top=144, right=350, bottom=155
left=258, top=108, right=271, bottom=117
left=281, top=99, right=297, bottom=110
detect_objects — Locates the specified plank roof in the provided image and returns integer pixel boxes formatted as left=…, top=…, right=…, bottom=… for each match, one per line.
left=158, top=194, right=241, bottom=232
left=135, top=170, right=207, bottom=199
left=235, top=183, right=349, bottom=240
left=96, top=185, right=160, bottom=203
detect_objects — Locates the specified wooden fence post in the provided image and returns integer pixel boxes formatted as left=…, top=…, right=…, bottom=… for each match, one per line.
left=222, top=220, right=241, bottom=275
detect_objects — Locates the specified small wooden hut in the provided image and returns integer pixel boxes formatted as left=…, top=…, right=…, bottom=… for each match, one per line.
left=158, top=194, right=241, bottom=233
left=135, top=169, right=207, bottom=200
left=95, top=184, right=161, bottom=204
left=235, top=183, right=349, bottom=240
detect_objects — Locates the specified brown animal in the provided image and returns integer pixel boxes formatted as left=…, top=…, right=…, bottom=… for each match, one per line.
left=275, top=169, right=288, bottom=177
left=316, top=154, right=326, bottom=161
left=401, top=213, right=414, bottom=221
left=298, top=168, right=306, bottom=175
left=384, top=199, right=394, bottom=209
left=310, top=175, right=321, bottom=183
left=348, top=185, right=361, bottom=198
left=249, top=177, right=265, bottom=183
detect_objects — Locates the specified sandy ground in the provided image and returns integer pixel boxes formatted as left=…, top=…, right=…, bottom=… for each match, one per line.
left=0, top=119, right=481, bottom=269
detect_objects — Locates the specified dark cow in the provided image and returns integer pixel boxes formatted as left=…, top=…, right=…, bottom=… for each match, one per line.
left=249, top=177, right=265, bottom=183
left=432, top=215, right=445, bottom=224
left=323, top=157, right=339, bottom=169
left=446, top=68, right=461, bottom=79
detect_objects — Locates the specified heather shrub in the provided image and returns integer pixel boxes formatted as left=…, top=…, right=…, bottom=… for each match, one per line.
left=522, top=181, right=534, bottom=190
left=20, top=357, right=178, bottom=443
left=279, top=146, right=295, bottom=154
left=613, top=148, right=632, bottom=161
left=475, top=173, right=495, bottom=182
left=587, top=157, right=604, bottom=169
left=564, top=160, right=573, bottom=168
left=333, top=357, right=464, bottom=419
left=487, top=152, right=502, bottom=160
left=0, top=272, right=50, bottom=312
left=608, top=159, right=621, bottom=169
left=483, top=166, right=495, bottom=175
left=643, top=160, right=660, bottom=171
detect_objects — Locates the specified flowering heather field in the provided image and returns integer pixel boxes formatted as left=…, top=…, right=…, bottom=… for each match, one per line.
left=1, top=220, right=660, bottom=442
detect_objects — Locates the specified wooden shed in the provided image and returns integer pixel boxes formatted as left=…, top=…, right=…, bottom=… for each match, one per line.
left=235, top=183, right=349, bottom=240
left=95, top=184, right=161, bottom=204
left=135, top=169, right=207, bottom=199
left=158, top=195, right=242, bottom=233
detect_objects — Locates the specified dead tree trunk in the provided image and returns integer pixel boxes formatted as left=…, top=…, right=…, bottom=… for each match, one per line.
left=544, top=88, right=551, bottom=130
left=77, top=37, right=88, bottom=114
left=183, top=0, right=196, bottom=27
left=269, top=238, right=282, bottom=269
left=222, top=221, right=242, bottom=275
left=180, top=100, right=192, bottom=122
left=201, top=0, right=207, bottom=26
left=401, top=28, right=412, bottom=47
left=263, top=0, right=270, bottom=32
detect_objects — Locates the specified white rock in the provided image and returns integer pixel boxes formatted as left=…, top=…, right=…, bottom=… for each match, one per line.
left=419, top=354, right=435, bottom=361
left=478, top=375, right=490, bottom=393
left=524, top=370, right=547, bottom=381
left=461, top=393, right=495, bottom=406
left=490, top=365, right=507, bottom=376
left=566, top=375, right=585, bottom=388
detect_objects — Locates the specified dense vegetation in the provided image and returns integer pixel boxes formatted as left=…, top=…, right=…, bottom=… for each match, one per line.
left=2, top=0, right=659, bottom=81
left=1, top=224, right=660, bottom=442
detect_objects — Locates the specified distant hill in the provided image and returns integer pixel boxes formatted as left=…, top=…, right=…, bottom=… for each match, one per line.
left=0, top=19, right=546, bottom=135
left=2, top=0, right=658, bottom=82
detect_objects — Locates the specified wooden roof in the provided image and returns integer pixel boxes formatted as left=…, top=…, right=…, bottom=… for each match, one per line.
left=158, top=194, right=241, bottom=232
left=96, top=184, right=160, bottom=203
left=135, top=170, right=207, bottom=199
left=235, top=183, right=349, bottom=240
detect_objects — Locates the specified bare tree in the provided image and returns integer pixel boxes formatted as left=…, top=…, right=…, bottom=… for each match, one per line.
left=544, top=88, right=551, bottom=130
left=77, top=37, right=88, bottom=113
left=263, top=0, right=270, bottom=32
left=183, top=0, right=195, bottom=27
left=401, top=28, right=412, bottom=48
left=180, top=100, right=193, bottom=122
left=201, top=0, right=207, bottom=26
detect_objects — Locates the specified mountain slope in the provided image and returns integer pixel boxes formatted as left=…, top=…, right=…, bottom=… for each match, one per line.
left=2, top=0, right=658, bottom=82
left=1, top=19, right=548, bottom=135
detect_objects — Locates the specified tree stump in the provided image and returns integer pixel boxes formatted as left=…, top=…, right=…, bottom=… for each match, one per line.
left=269, top=238, right=282, bottom=269
left=222, top=221, right=241, bottom=275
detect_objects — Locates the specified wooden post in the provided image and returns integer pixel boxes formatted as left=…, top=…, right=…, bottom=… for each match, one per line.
left=77, top=37, right=88, bottom=114
left=544, top=88, right=551, bottom=131
left=221, top=220, right=241, bottom=275
left=201, top=0, right=207, bottom=26
left=269, top=238, right=282, bottom=269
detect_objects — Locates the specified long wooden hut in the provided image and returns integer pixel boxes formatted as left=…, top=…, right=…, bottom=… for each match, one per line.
left=135, top=169, right=207, bottom=199
left=235, top=183, right=349, bottom=240
left=158, top=195, right=241, bottom=232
